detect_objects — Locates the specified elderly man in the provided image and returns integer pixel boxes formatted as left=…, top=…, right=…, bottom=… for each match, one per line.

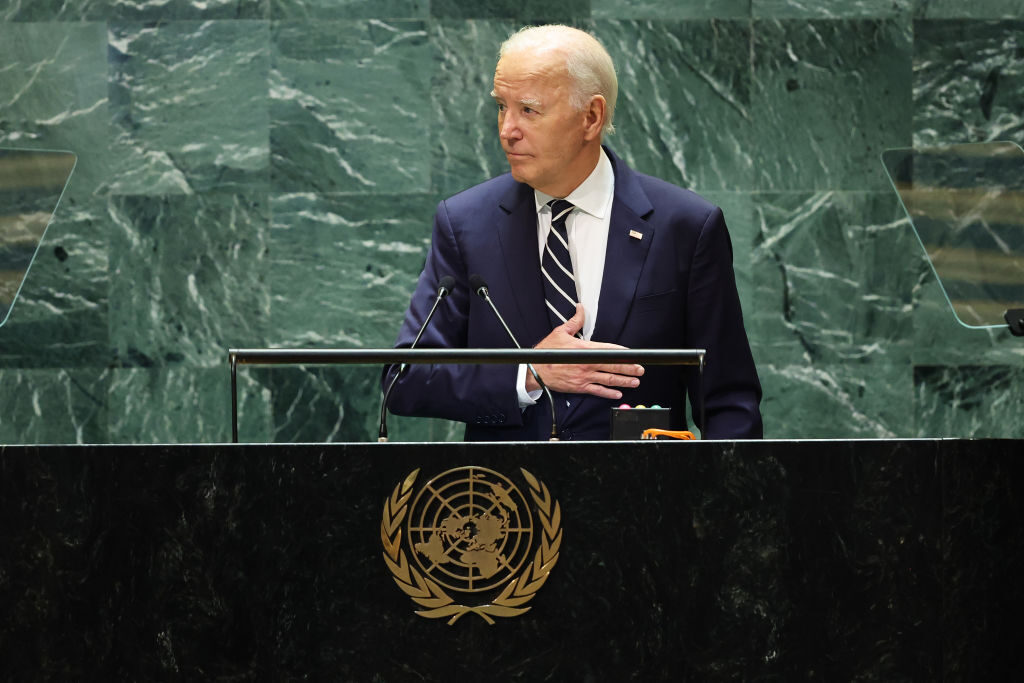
left=385, top=25, right=762, bottom=441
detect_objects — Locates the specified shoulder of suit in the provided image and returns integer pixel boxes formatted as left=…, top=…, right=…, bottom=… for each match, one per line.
left=621, top=169, right=721, bottom=230
left=608, top=149, right=718, bottom=220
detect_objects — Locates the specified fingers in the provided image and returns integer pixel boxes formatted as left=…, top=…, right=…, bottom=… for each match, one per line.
left=581, top=369, right=639, bottom=400
left=581, top=368, right=641, bottom=389
left=582, top=383, right=627, bottom=400
left=601, top=363, right=645, bottom=379
left=530, top=305, right=647, bottom=397
left=562, top=303, right=585, bottom=336
left=534, top=362, right=644, bottom=398
left=537, top=310, right=587, bottom=349
left=581, top=370, right=641, bottom=398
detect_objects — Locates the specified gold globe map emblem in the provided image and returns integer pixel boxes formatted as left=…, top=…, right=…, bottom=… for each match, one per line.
left=381, top=466, right=562, bottom=624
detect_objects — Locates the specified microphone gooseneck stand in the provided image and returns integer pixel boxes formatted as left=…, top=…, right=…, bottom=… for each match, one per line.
left=378, top=276, right=454, bottom=442
left=468, top=273, right=561, bottom=441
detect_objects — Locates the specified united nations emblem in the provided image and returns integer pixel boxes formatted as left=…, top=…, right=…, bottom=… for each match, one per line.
left=381, top=466, right=562, bottom=624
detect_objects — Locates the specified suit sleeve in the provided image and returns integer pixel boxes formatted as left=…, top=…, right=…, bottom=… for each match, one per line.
left=684, top=207, right=763, bottom=439
left=382, top=200, right=526, bottom=427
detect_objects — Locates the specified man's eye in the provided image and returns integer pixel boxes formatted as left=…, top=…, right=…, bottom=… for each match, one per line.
left=522, top=107, right=534, bottom=114
left=497, top=103, right=506, bottom=113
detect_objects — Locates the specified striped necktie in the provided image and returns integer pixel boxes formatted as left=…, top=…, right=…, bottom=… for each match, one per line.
left=542, top=199, right=579, bottom=330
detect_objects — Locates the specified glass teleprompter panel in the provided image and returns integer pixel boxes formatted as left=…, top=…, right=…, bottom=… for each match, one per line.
left=0, top=149, right=76, bottom=328
left=882, top=141, right=1024, bottom=329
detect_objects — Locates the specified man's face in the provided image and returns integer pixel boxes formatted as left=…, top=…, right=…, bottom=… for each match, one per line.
left=492, top=50, right=592, bottom=198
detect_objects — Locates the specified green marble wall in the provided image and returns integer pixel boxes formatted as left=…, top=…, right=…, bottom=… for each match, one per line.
left=1, top=1, right=1021, bottom=444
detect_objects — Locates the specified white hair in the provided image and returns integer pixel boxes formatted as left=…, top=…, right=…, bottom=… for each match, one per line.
left=498, top=25, right=618, bottom=136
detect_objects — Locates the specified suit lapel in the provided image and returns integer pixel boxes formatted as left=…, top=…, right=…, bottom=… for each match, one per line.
left=592, top=150, right=654, bottom=343
left=562, top=149, right=655, bottom=427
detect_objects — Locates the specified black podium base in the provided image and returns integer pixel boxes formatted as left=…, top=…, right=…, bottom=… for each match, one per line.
left=2, top=439, right=1022, bottom=680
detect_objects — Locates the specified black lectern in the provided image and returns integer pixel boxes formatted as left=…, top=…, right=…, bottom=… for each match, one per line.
left=2, top=439, right=1022, bottom=680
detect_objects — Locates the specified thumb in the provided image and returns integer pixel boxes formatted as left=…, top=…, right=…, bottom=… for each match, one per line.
left=562, top=303, right=585, bottom=336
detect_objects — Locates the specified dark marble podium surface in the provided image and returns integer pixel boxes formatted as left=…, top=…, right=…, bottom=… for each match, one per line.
left=2, top=439, right=1021, bottom=681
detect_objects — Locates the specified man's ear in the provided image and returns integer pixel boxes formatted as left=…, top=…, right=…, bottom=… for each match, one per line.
left=582, top=95, right=607, bottom=141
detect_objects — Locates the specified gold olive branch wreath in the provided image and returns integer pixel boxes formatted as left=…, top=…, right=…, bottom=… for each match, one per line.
left=381, top=467, right=562, bottom=625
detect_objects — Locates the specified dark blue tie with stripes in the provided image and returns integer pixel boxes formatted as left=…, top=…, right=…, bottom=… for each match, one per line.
left=542, top=199, right=579, bottom=330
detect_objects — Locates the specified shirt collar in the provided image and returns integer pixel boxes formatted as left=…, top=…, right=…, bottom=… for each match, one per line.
left=534, top=147, right=614, bottom=219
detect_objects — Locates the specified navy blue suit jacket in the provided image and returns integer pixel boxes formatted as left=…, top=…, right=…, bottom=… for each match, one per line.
left=386, top=148, right=762, bottom=440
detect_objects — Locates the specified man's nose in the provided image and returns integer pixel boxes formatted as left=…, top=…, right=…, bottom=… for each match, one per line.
left=499, top=113, right=521, bottom=141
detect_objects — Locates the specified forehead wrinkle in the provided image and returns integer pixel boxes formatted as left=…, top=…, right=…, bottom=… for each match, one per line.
left=495, top=52, right=567, bottom=89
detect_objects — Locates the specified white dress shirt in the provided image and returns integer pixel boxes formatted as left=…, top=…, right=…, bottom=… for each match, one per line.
left=517, top=148, right=616, bottom=407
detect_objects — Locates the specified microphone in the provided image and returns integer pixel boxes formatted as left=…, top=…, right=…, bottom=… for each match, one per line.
left=378, top=275, right=455, bottom=442
left=468, top=273, right=560, bottom=441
